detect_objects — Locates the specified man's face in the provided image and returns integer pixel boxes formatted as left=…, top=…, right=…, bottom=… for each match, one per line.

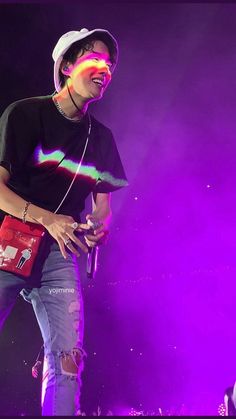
left=66, top=40, right=113, bottom=101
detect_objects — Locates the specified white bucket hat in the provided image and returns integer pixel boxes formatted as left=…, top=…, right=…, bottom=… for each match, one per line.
left=52, top=28, right=119, bottom=92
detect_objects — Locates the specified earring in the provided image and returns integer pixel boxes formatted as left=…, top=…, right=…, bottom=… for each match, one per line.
left=64, top=66, right=68, bottom=71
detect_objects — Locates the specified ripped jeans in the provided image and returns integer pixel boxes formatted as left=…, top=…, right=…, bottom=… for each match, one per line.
left=0, top=244, right=85, bottom=416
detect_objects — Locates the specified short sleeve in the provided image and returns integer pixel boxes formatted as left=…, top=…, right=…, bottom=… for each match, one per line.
left=0, top=102, right=35, bottom=175
left=94, top=128, right=128, bottom=193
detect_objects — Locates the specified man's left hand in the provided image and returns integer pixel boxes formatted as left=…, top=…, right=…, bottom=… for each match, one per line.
left=84, top=214, right=109, bottom=247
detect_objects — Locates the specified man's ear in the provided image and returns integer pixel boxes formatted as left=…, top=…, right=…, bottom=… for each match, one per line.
left=60, top=60, right=72, bottom=76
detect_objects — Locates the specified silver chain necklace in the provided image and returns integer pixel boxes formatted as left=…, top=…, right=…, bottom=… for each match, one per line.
left=52, top=96, right=82, bottom=123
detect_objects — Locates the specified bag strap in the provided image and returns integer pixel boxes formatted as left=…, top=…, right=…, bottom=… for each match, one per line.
left=54, top=114, right=91, bottom=214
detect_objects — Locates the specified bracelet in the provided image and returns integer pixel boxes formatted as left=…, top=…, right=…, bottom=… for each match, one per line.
left=22, top=201, right=31, bottom=223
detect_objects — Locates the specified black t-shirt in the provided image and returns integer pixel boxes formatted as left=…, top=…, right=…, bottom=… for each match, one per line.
left=0, top=95, right=128, bottom=223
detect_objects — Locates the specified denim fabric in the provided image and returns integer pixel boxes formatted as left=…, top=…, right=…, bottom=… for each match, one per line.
left=0, top=243, right=85, bottom=416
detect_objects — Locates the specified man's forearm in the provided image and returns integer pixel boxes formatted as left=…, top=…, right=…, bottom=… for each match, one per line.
left=0, top=183, right=51, bottom=225
left=91, top=192, right=112, bottom=225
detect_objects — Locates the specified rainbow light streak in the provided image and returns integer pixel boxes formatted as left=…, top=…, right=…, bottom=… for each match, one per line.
left=36, top=147, right=78, bottom=173
left=72, top=53, right=112, bottom=79
left=35, top=146, right=128, bottom=187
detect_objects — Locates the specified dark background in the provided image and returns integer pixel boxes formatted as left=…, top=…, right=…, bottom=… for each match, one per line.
left=1, top=1, right=236, bottom=416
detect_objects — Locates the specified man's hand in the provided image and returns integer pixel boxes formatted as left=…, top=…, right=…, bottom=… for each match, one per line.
left=42, top=213, right=91, bottom=259
left=84, top=214, right=109, bottom=248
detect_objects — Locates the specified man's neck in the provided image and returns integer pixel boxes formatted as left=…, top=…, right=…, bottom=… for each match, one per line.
left=54, top=85, right=88, bottom=121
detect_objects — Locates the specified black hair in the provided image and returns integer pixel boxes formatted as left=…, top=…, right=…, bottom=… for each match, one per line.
left=59, top=32, right=118, bottom=89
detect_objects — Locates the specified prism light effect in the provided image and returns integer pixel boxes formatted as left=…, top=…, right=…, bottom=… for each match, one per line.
left=71, top=53, right=112, bottom=78
left=34, top=145, right=128, bottom=187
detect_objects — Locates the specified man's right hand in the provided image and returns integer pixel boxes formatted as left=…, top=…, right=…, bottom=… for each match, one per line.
left=42, top=213, right=90, bottom=259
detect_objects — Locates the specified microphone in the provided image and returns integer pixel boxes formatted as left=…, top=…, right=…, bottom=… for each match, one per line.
left=86, top=219, right=102, bottom=279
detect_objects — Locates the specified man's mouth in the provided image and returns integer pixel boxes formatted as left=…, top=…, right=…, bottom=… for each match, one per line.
left=92, top=78, right=104, bottom=87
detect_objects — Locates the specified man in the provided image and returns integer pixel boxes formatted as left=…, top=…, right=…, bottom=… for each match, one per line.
left=0, top=28, right=127, bottom=416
